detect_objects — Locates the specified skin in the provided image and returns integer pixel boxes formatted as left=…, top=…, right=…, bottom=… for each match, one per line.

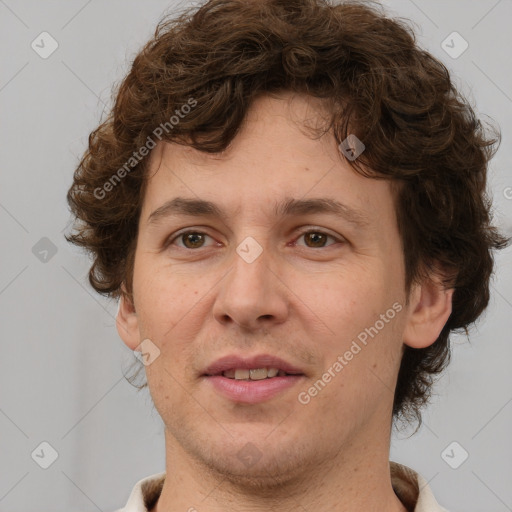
left=117, top=92, right=453, bottom=512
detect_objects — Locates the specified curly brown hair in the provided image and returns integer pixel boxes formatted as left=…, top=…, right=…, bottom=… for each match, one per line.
left=65, top=0, right=510, bottom=429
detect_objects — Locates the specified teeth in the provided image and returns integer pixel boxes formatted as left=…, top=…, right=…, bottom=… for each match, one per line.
left=234, top=369, right=250, bottom=380
left=249, top=368, right=268, bottom=380
left=267, top=368, right=279, bottom=378
left=222, top=367, right=282, bottom=380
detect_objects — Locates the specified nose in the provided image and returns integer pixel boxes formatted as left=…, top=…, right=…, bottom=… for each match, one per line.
left=212, top=241, right=289, bottom=331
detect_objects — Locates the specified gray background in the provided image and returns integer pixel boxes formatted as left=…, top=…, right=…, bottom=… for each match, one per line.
left=1, top=1, right=511, bottom=511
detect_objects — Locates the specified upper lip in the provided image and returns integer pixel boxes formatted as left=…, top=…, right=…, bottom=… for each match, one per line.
left=202, top=354, right=305, bottom=376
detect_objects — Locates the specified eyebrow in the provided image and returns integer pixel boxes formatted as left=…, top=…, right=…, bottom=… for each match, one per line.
left=146, top=196, right=370, bottom=228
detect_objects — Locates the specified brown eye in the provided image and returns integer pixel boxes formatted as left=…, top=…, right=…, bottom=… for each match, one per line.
left=303, top=232, right=329, bottom=248
left=181, top=232, right=206, bottom=249
left=297, top=230, right=339, bottom=248
left=167, top=231, right=215, bottom=250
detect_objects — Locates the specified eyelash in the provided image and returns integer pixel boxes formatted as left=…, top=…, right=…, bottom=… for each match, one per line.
left=165, top=228, right=343, bottom=251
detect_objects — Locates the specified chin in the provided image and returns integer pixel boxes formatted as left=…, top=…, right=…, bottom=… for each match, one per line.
left=186, top=432, right=319, bottom=490
left=202, top=452, right=309, bottom=491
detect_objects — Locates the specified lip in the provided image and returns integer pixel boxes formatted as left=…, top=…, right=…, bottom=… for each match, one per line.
left=204, top=374, right=305, bottom=404
left=202, top=354, right=305, bottom=376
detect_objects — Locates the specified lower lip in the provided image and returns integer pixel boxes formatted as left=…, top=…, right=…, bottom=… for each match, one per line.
left=204, top=375, right=304, bottom=404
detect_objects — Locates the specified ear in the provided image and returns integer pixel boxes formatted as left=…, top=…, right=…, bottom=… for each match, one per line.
left=116, top=285, right=140, bottom=351
left=403, top=271, right=454, bottom=349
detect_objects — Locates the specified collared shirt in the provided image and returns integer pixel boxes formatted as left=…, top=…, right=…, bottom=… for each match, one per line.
left=113, top=461, right=450, bottom=512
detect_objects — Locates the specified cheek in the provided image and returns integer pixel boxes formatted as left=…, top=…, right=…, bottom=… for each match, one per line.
left=296, top=263, right=404, bottom=381
left=294, top=264, right=388, bottom=336
left=133, top=261, right=192, bottom=338
left=133, top=262, right=215, bottom=372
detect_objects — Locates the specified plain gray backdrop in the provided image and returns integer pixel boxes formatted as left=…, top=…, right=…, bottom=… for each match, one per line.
left=1, top=1, right=511, bottom=511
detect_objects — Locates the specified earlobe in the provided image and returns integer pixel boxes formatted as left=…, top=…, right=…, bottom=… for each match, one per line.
left=116, top=288, right=140, bottom=351
left=403, top=277, right=454, bottom=349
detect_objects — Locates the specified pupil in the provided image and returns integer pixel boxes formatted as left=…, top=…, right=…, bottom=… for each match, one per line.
left=184, top=233, right=203, bottom=248
left=306, top=233, right=325, bottom=247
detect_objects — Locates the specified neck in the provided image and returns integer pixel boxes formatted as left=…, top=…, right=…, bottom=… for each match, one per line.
left=151, top=424, right=408, bottom=512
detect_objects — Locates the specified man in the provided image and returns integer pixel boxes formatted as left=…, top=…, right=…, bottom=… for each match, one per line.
left=66, top=0, right=508, bottom=510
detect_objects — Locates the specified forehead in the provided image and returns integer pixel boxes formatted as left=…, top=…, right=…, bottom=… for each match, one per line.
left=140, top=94, right=396, bottom=229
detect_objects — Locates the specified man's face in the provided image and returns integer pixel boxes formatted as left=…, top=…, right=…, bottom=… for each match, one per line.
left=119, top=93, right=414, bottom=484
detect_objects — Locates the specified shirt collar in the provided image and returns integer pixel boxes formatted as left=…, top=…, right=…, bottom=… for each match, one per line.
left=390, top=461, right=450, bottom=512
left=116, top=461, right=449, bottom=512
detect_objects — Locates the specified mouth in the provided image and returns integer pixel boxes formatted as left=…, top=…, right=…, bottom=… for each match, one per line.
left=201, top=354, right=306, bottom=403
left=202, top=354, right=306, bottom=379
left=206, top=367, right=303, bottom=380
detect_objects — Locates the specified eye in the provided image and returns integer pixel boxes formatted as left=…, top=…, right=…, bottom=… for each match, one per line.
left=165, top=228, right=343, bottom=252
left=294, top=229, right=341, bottom=248
left=167, top=230, right=216, bottom=250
